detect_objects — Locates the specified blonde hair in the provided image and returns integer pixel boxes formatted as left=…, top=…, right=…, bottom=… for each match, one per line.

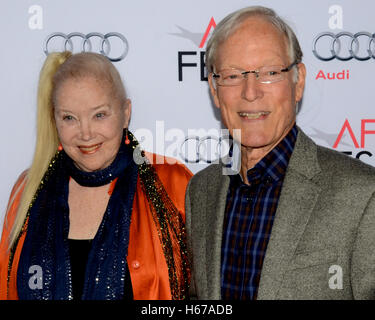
left=8, top=51, right=127, bottom=249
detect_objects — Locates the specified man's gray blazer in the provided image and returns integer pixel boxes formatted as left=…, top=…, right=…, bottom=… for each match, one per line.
left=185, top=129, right=375, bottom=299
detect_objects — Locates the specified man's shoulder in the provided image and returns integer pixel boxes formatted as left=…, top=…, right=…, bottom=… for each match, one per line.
left=316, top=144, right=375, bottom=180
left=189, top=164, right=223, bottom=185
left=193, top=163, right=223, bottom=177
left=296, top=128, right=375, bottom=182
left=187, top=163, right=230, bottom=198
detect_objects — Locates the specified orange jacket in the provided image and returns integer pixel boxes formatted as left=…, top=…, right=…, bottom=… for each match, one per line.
left=0, top=155, right=192, bottom=300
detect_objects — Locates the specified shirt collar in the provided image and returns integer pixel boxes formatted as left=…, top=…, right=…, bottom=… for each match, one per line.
left=230, top=125, right=298, bottom=187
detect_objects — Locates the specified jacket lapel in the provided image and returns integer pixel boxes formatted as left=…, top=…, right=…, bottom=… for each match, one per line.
left=205, top=166, right=230, bottom=299
left=257, top=129, right=323, bottom=299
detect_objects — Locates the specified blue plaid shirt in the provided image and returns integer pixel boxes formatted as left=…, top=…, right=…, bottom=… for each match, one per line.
left=221, top=125, right=298, bottom=300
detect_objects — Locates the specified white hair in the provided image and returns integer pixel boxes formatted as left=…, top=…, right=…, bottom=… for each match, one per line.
left=205, top=6, right=303, bottom=82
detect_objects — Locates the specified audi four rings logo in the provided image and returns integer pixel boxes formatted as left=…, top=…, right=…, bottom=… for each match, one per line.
left=180, top=135, right=232, bottom=163
left=44, top=32, right=129, bottom=62
left=313, top=31, right=375, bottom=61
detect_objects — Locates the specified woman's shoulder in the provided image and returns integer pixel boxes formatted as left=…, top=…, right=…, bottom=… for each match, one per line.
left=144, top=152, right=193, bottom=181
left=13, top=170, right=28, bottom=190
left=0, top=170, right=28, bottom=256
left=142, top=153, right=192, bottom=213
left=6, top=170, right=28, bottom=211
left=3, top=170, right=28, bottom=230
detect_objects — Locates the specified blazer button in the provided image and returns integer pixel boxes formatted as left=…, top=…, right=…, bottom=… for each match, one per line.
left=132, top=260, right=140, bottom=269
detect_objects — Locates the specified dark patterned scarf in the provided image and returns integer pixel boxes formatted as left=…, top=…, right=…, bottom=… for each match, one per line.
left=17, top=131, right=137, bottom=300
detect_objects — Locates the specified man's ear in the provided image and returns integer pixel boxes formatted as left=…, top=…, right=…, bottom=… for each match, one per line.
left=208, top=73, right=221, bottom=109
left=295, top=62, right=306, bottom=103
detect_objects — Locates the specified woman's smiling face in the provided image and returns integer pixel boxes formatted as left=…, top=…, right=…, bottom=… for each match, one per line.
left=54, top=76, right=131, bottom=172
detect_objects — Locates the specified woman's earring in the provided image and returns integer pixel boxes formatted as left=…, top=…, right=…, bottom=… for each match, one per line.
left=58, top=143, right=63, bottom=151
left=125, top=128, right=130, bottom=145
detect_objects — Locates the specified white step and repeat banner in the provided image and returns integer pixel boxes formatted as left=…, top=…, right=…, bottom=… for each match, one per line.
left=1, top=0, right=374, bottom=230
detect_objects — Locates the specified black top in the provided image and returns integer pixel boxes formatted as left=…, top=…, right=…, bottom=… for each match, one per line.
left=68, top=239, right=133, bottom=300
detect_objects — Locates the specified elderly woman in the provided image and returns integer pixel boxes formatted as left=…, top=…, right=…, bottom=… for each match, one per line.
left=0, top=52, right=192, bottom=300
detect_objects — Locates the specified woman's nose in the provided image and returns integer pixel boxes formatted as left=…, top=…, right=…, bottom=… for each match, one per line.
left=79, top=120, right=93, bottom=141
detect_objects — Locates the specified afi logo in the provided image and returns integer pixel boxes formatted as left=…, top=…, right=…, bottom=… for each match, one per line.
left=333, top=119, right=375, bottom=149
left=171, top=17, right=216, bottom=48
left=199, top=17, right=216, bottom=48
left=333, top=119, right=374, bottom=162
left=171, top=17, right=217, bottom=81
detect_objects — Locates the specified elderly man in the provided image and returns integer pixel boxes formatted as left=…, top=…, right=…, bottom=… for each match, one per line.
left=185, top=6, right=375, bottom=300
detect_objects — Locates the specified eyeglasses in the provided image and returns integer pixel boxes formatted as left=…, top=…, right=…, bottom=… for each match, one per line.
left=212, top=61, right=298, bottom=86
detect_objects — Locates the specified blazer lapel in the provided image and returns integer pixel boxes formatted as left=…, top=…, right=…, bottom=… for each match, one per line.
left=257, top=129, right=323, bottom=299
left=205, top=166, right=230, bottom=299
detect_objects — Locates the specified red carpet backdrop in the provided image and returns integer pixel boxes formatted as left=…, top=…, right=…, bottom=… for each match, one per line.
left=1, top=0, right=374, bottom=230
